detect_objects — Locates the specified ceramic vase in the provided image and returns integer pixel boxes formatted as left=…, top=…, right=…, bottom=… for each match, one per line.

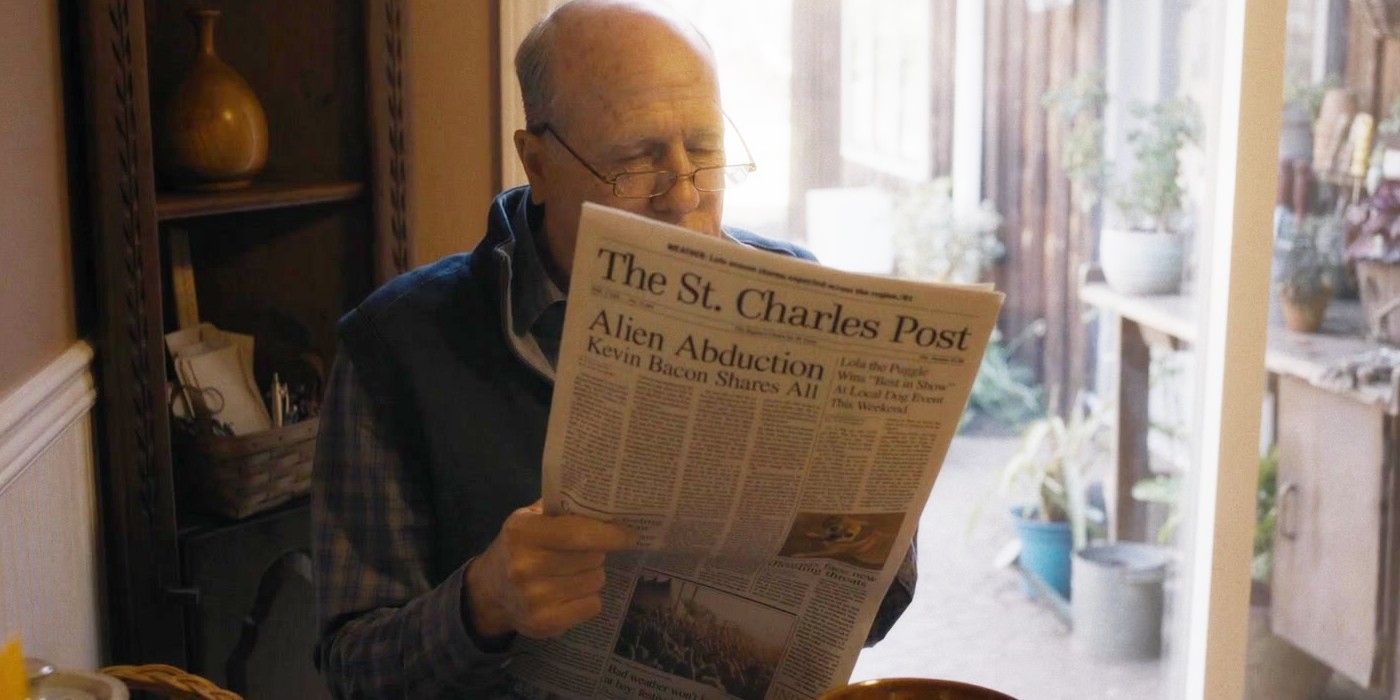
left=157, top=9, right=268, bottom=191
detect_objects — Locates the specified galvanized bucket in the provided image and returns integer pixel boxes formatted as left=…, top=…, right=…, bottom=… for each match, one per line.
left=1071, top=543, right=1172, bottom=660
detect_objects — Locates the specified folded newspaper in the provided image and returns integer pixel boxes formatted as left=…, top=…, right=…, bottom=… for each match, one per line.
left=511, top=203, right=1004, bottom=699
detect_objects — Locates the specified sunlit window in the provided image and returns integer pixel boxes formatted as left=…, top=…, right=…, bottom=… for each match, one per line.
left=839, top=1, right=932, bottom=180
left=498, top=2, right=1327, bottom=697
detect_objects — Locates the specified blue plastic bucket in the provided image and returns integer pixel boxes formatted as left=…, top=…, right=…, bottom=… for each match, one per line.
left=1011, top=506, right=1072, bottom=599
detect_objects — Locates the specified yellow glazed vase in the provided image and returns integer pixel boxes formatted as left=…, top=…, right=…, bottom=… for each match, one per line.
left=157, top=9, right=268, bottom=191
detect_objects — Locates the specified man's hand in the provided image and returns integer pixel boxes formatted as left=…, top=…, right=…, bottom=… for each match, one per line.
left=465, top=500, right=636, bottom=639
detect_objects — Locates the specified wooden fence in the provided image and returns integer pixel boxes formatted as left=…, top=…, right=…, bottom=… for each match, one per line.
left=788, top=0, right=1106, bottom=405
left=1347, top=1, right=1400, bottom=119
left=983, top=0, right=1105, bottom=408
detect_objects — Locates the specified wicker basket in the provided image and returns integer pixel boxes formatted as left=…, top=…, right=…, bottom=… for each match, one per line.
left=176, top=417, right=319, bottom=519
left=1356, top=260, right=1400, bottom=346
left=102, top=663, right=243, bottom=700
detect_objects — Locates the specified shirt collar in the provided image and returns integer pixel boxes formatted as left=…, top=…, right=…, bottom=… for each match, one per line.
left=506, top=196, right=566, bottom=341
left=502, top=193, right=741, bottom=338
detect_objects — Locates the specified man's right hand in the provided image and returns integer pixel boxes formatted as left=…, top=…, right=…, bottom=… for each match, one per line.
left=465, top=500, right=637, bottom=639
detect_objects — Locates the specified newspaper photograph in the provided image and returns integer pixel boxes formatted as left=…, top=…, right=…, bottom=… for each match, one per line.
left=510, top=203, right=1004, bottom=699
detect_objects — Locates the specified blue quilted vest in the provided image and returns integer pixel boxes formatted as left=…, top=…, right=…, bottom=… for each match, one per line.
left=336, top=186, right=816, bottom=582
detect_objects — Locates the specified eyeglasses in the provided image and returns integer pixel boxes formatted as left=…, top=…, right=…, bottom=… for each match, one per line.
left=528, top=117, right=757, bottom=199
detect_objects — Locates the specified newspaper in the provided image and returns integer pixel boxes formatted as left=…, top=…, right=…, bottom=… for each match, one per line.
left=510, top=203, right=1004, bottom=699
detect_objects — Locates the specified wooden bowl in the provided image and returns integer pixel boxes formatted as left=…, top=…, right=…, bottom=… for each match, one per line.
left=819, top=677, right=1019, bottom=700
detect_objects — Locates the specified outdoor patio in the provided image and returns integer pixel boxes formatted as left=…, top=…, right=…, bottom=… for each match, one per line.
left=850, top=434, right=1389, bottom=700
left=850, top=434, right=1164, bottom=699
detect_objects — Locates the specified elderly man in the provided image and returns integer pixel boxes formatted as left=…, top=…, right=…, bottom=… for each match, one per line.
left=312, top=1, right=915, bottom=697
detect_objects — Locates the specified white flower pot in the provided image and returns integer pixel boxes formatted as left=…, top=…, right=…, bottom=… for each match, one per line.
left=1100, top=227, right=1184, bottom=296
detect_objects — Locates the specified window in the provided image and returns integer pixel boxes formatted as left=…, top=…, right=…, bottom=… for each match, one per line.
left=499, top=3, right=1289, bottom=696
left=840, top=1, right=933, bottom=180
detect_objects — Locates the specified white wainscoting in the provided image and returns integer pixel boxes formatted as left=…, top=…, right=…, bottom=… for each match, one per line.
left=0, top=341, right=101, bottom=668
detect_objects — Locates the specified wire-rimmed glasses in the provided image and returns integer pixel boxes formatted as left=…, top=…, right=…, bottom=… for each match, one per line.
left=529, top=115, right=757, bottom=199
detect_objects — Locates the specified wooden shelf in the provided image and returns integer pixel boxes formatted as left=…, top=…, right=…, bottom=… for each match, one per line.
left=177, top=495, right=310, bottom=538
left=156, top=180, right=365, bottom=221
left=1081, top=282, right=1399, bottom=414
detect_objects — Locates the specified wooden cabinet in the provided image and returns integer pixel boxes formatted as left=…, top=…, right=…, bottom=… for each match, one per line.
left=181, top=501, right=324, bottom=697
left=1081, top=284, right=1400, bottom=695
left=1272, top=376, right=1400, bottom=693
left=68, top=0, right=412, bottom=694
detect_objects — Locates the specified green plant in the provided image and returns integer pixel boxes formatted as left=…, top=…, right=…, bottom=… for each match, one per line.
left=999, top=392, right=1112, bottom=550
left=1131, top=475, right=1182, bottom=545
left=1114, top=98, right=1201, bottom=234
left=1277, top=218, right=1335, bottom=304
left=962, top=321, right=1046, bottom=432
left=1043, top=71, right=1110, bottom=212
left=1130, top=353, right=1191, bottom=545
left=892, top=177, right=1005, bottom=285
left=1127, top=446, right=1280, bottom=583
left=1043, top=78, right=1200, bottom=233
left=1254, top=446, right=1280, bottom=584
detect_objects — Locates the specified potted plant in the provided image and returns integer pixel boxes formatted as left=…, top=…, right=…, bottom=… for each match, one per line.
left=1346, top=179, right=1400, bottom=343
left=1276, top=217, right=1335, bottom=333
left=1043, top=77, right=1200, bottom=296
left=1100, top=98, right=1201, bottom=296
left=998, top=391, right=1110, bottom=599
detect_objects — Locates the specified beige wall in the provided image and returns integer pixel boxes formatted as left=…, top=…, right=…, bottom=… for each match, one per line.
left=406, top=0, right=501, bottom=266
left=0, top=2, right=77, bottom=399
left=0, top=4, right=103, bottom=670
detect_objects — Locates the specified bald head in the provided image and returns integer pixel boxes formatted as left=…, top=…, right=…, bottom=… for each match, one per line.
left=512, top=0, right=730, bottom=287
left=515, top=0, right=717, bottom=131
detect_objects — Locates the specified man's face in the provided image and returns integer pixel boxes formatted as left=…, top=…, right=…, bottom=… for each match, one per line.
left=516, top=12, right=726, bottom=286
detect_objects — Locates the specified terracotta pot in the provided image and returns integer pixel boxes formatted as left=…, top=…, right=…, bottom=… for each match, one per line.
left=1280, top=288, right=1331, bottom=333
left=157, top=9, right=268, bottom=191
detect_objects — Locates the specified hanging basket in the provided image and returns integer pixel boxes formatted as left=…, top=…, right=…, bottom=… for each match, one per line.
left=1360, top=0, right=1400, bottom=41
